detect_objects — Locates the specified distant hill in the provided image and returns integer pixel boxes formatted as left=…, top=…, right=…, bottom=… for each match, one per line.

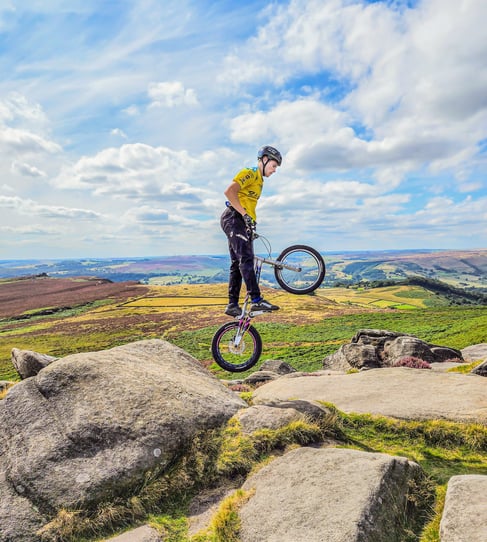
left=323, top=249, right=487, bottom=292
left=0, top=249, right=485, bottom=292
left=402, top=276, right=487, bottom=305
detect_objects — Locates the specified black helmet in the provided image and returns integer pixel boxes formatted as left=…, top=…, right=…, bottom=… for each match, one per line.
left=257, top=145, right=282, bottom=166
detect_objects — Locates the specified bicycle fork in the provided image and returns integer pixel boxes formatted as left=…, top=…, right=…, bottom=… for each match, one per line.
left=231, top=257, right=263, bottom=347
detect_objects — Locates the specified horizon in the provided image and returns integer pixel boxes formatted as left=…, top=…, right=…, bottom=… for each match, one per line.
left=1, top=1, right=486, bottom=259
left=1, top=246, right=486, bottom=264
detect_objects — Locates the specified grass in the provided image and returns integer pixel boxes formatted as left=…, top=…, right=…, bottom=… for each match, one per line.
left=334, top=408, right=487, bottom=542
left=40, top=406, right=486, bottom=542
left=320, top=285, right=447, bottom=309
left=1, top=279, right=485, bottom=381
left=37, top=414, right=337, bottom=542
left=1, top=281, right=486, bottom=540
left=189, top=489, right=254, bottom=542
left=448, top=360, right=483, bottom=374
left=419, top=486, right=447, bottom=542
left=172, top=305, right=487, bottom=378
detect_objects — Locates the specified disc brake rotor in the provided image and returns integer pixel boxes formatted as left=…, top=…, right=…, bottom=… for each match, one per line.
left=228, top=338, right=245, bottom=355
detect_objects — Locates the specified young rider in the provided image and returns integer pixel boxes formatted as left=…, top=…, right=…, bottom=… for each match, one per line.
left=220, top=145, right=282, bottom=317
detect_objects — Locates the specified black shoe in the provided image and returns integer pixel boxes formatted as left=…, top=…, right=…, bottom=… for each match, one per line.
left=251, top=298, right=279, bottom=312
left=224, top=303, right=242, bottom=317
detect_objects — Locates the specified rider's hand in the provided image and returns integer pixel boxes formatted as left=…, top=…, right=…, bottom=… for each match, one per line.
left=243, top=214, right=257, bottom=240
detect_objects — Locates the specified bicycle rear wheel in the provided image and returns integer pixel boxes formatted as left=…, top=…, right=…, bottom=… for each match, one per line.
left=274, top=245, right=325, bottom=294
left=211, top=321, right=262, bottom=372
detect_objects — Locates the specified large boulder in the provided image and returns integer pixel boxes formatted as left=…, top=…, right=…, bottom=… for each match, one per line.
left=252, top=368, right=487, bottom=424
left=0, top=340, right=246, bottom=524
left=240, top=447, right=431, bottom=542
left=0, top=459, right=45, bottom=542
left=440, top=475, right=487, bottom=542
left=323, top=329, right=463, bottom=370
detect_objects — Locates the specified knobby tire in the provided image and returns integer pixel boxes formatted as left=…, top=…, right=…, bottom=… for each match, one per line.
left=274, top=245, right=326, bottom=294
left=211, top=321, right=262, bottom=372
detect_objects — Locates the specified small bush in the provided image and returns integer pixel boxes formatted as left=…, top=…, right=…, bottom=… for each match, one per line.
left=394, top=356, right=431, bottom=369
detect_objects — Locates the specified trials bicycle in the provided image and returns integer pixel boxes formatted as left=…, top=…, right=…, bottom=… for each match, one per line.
left=211, top=235, right=325, bottom=372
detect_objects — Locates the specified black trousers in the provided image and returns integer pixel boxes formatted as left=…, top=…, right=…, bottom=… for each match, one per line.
left=220, top=207, right=261, bottom=304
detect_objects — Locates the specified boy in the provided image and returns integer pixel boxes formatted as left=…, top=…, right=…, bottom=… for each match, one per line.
left=220, top=145, right=282, bottom=317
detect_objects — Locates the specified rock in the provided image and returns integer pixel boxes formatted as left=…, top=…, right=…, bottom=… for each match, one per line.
left=352, top=328, right=410, bottom=345
left=240, top=447, right=430, bottom=542
left=0, top=452, right=45, bottom=542
left=471, top=359, right=487, bottom=377
left=234, top=405, right=305, bottom=434
left=252, top=368, right=487, bottom=424
left=323, top=329, right=463, bottom=370
left=243, top=370, right=279, bottom=385
left=462, top=343, right=487, bottom=376
left=0, top=381, right=15, bottom=393
left=439, top=475, right=487, bottom=542
left=430, top=360, right=467, bottom=372
left=188, top=483, right=238, bottom=537
left=11, top=348, right=57, bottom=379
left=0, top=340, right=246, bottom=519
left=462, top=343, right=487, bottom=362
left=430, top=346, right=463, bottom=362
left=259, top=399, right=331, bottom=423
left=259, top=359, right=296, bottom=374
left=324, top=342, right=380, bottom=371
left=385, top=336, right=438, bottom=363
left=104, top=524, right=163, bottom=541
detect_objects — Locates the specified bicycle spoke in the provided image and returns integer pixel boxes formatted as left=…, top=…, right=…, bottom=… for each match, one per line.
left=275, top=245, right=325, bottom=294
left=211, top=321, right=262, bottom=372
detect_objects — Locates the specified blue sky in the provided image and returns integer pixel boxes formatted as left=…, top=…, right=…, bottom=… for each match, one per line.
left=0, top=0, right=486, bottom=259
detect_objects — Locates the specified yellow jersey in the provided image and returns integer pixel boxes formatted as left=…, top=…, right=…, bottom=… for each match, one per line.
left=233, top=167, right=263, bottom=221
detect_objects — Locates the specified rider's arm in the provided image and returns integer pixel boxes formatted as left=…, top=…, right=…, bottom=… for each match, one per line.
left=224, top=181, right=247, bottom=217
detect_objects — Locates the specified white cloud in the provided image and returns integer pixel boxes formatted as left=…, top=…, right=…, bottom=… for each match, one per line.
left=50, top=143, right=231, bottom=221
left=122, top=105, right=140, bottom=117
left=0, top=92, right=49, bottom=126
left=110, top=128, right=128, bottom=139
left=0, top=126, right=61, bottom=154
left=221, top=0, right=487, bottom=201
left=0, top=195, right=101, bottom=220
left=0, top=0, right=485, bottom=257
left=148, top=81, right=199, bottom=108
left=11, top=161, right=47, bottom=177
left=0, top=95, right=61, bottom=164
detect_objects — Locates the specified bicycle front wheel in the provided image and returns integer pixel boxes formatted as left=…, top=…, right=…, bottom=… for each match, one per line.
left=211, top=321, right=262, bottom=372
left=274, top=245, right=325, bottom=294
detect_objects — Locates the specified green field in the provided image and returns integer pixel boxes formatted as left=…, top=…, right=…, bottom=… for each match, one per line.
left=1, top=281, right=486, bottom=381
left=1, top=280, right=486, bottom=542
left=172, top=306, right=487, bottom=377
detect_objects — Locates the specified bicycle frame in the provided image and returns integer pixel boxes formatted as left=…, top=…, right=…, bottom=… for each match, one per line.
left=232, top=254, right=284, bottom=344
left=255, top=254, right=303, bottom=273
left=212, top=238, right=325, bottom=372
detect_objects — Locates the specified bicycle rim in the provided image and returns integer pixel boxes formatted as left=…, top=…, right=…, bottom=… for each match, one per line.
left=211, top=321, right=262, bottom=372
left=274, top=245, right=326, bottom=294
